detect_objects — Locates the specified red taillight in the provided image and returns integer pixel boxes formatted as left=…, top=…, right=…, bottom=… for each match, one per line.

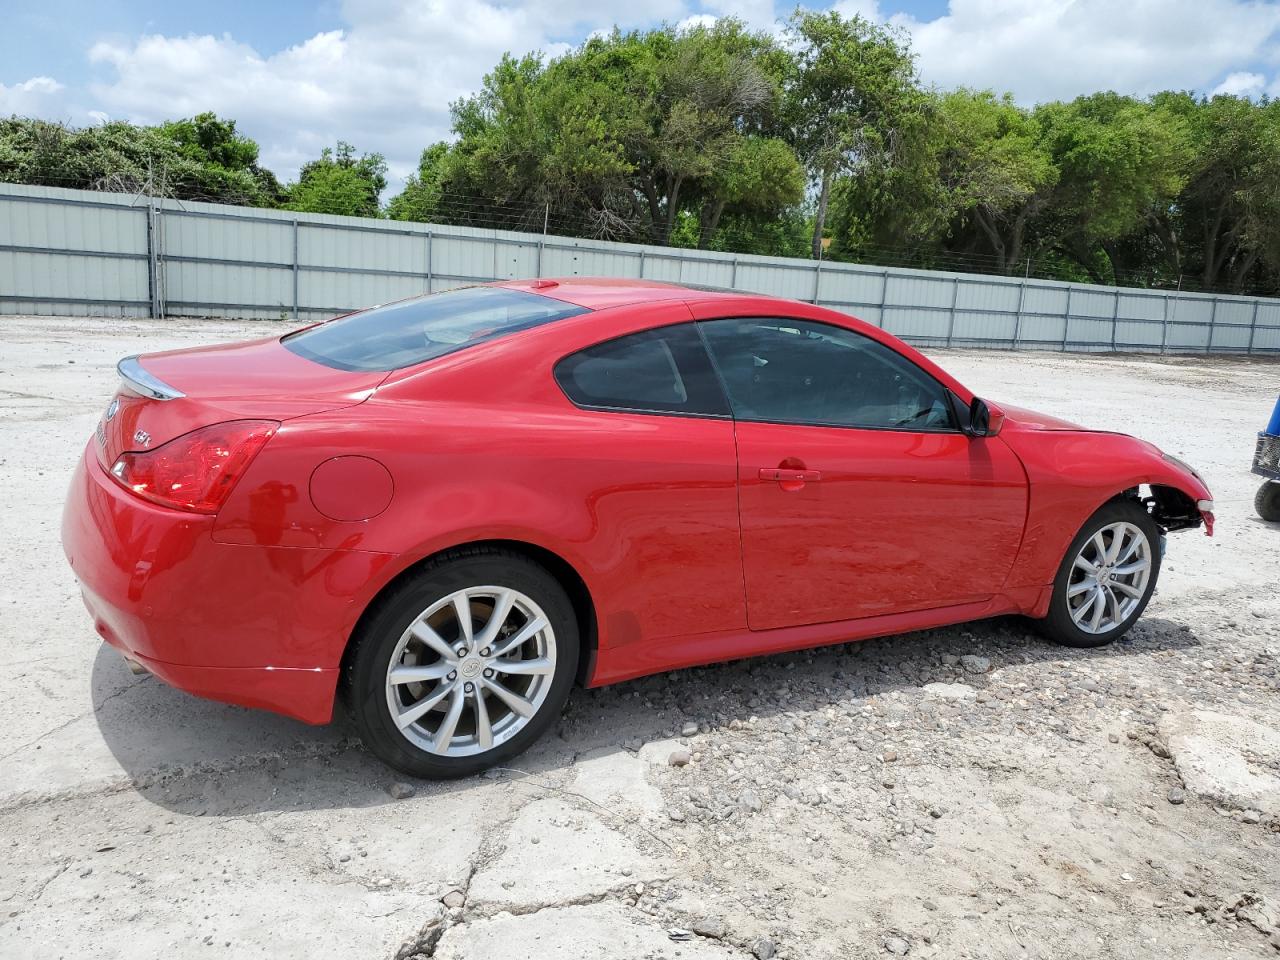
left=109, top=420, right=278, bottom=514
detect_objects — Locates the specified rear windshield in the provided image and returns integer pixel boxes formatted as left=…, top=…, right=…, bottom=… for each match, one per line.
left=283, top=286, right=588, bottom=372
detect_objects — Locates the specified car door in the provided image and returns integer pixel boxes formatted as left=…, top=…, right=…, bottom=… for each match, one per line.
left=697, top=313, right=1028, bottom=632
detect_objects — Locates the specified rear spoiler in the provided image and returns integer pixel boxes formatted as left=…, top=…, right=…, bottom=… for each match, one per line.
left=118, top=356, right=185, bottom=401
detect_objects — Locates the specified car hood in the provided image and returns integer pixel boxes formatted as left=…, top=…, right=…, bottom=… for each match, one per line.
left=997, top=403, right=1086, bottom=432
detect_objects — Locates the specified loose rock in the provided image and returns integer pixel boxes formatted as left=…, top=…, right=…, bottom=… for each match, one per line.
left=691, top=917, right=727, bottom=940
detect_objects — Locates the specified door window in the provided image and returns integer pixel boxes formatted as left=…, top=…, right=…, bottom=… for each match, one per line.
left=700, top=317, right=955, bottom=430
left=555, top=324, right=729, bottom=417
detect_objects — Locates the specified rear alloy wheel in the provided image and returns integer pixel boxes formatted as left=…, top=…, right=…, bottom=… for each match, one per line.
left=346, top=550, right=578, bottom=778
left=1036, top=500, right=1162, bottom=648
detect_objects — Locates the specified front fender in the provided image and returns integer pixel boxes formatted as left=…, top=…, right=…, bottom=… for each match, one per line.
left=999, top=429, right=1213, bottom=590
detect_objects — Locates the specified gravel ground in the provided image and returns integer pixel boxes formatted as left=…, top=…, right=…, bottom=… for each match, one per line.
left=1, top=314, right=1278, bottom=960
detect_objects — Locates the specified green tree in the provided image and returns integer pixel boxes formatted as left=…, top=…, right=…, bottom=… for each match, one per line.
left=0, top=114, right=279, bottom=205
left=403, top=19, right=802, bottom=245
left=784, top=9, right=926, bottom=259
left=689, top=135, right=805, bottom=248
left=387, top=142, right=450, bottom=222
left=1032, top=93, right=1188, bottom=283
left=285, top=141, right=387, bottom=217
left=155, top=111, right=284, bottom=204
left=1151, top=93, right=1280, bottom=290
left=935, top=90, right=1057, bottom=274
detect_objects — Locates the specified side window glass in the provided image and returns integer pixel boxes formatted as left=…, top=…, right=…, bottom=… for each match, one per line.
left=700, top=317, right=955, bottom=430
left=554, top=324, right=729, bottom=417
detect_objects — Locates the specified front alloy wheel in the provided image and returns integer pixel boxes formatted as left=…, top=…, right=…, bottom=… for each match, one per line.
left=346, top=549, right=579, bottom=778
left=1064, top=520, right=1153, bottom=635
left=1037, top=499, right=1162, bottom=648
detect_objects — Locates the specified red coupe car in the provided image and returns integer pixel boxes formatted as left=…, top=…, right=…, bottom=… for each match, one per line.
left=63, top=279, right=1214, bottom=777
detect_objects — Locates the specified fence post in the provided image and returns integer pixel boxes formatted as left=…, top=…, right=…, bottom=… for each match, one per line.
left=1061, top=287, right=1072, bottom=351
left=144, top=202, right=155, bottom=318
left=638, top=249, right=645, bottom=279
left=878, top=269, right=889, bottom=329
left=291, top=218, right=299, bottom=320
left=1012, top=276, right=1026, bottom=348
left=426, top=230, right=433, bottom=293
left=1110, top=289, right=1120, bottom=351
left=1161, top=278, right=1182, bottom=355
left=730, top=255, right=738, bottom=290
left=145, top=197, right=165, bottom=319
left=1206, top=296, right=1218, bottom=352
left=1247, top=300, right=1260, bottom=355
left=945, top=277, right=960, bottom=347
left=812, top=255, right=823, bottom=304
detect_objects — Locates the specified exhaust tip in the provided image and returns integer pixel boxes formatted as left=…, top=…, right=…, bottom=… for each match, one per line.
left=124, top=656, right=149, bottom=676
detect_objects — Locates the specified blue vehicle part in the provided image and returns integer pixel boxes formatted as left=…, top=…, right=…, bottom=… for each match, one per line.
left=1268, top=394, right=1280, bottom=437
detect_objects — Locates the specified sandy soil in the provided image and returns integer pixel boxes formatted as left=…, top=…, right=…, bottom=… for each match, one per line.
left=0, top=314, right=1277, bottom=959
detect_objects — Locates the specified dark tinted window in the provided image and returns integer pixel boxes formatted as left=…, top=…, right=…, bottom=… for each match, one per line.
left=284, top=286, right=588, bottom=372
left=555, top=324, right=729, bottom=417
left=700, top=317, right=955, bottom=430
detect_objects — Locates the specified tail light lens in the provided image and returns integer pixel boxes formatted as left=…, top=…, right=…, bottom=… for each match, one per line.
left=109, top=420, right=278, bottom=514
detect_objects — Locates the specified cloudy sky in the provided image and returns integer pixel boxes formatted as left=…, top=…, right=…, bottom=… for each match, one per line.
left=5, top=0, right=1280, bottom=192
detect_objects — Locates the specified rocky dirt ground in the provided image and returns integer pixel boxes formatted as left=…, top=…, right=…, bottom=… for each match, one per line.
left=0, top=314, right=1277, bottom=960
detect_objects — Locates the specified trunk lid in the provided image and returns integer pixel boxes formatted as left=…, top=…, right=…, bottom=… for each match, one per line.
left=95, top=336, right=383, bottom=467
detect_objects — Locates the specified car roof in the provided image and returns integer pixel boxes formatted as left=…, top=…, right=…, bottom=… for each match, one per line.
left=497, top=277, right=774, bottom=310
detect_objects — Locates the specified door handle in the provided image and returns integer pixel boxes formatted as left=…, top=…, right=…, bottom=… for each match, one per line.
left=758, top=468, right=822, bottom=483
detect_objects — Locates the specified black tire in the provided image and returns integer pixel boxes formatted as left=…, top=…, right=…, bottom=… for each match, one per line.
left=1256, top=481, right=1280, bottom=522
left=1034, top=499, right=1162, bottom=648
left=344, top=547, right=579, bottom=779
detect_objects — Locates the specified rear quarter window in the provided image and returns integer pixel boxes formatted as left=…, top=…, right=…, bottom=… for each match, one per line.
left=554, top=324, right=729, bottom=417
left=283, top=286, right=588, bottom=372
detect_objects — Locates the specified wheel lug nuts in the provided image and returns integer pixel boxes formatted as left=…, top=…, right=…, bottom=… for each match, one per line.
left=455, top=646, right=468, bottom=657
left=447, top=670, right=457, bottom=681
left=483, top=668, right=494, bottom=678
left=480, top=647, right=491, bottom=657
left=464, top=682, right=474, bottom=693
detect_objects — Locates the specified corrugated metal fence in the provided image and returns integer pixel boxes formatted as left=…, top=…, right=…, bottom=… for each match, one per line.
left=3, top=181, right=1279, bottom=354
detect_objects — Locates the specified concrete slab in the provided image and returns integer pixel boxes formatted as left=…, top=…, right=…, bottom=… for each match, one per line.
left=569, top=746, right=663, bottom=816
left=467, top=798, right=668, bottom=912
left=434, top=902, right=735, bottom=960
left=1159, top=710, right=1280, bottom=816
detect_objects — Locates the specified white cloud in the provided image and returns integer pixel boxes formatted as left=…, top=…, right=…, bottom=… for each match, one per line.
left=84, top=0, right=689, bottom=189
left=0, top=76, right=66, bottom=116
left=677, top=14, right=720, bottom=31
left=890, top=0, right=1280, bottom=103
left=1213, top=70, right=1267, bottom=96
left=833, top=0, right=885, bottom=21
left=700, top=0, right=776, bottom=30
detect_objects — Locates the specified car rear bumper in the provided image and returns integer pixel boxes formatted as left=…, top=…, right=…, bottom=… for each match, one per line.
left=62, top=442, right=394, bottom=724
left=88, top=619, right=339, bottom=725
